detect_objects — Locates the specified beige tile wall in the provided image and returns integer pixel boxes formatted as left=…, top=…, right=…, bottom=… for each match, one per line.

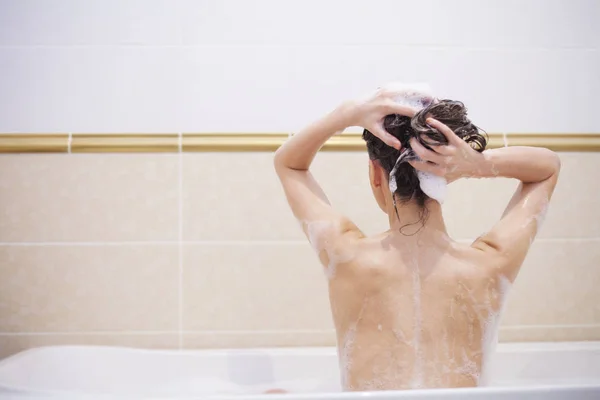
left=0, top=151, right=599, bottom=359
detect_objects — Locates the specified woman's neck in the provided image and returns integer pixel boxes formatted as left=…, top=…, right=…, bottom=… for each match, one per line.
left=387, top=198, right=448, bottom=236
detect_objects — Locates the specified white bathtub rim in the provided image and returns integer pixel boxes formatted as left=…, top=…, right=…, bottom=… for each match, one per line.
left=1, top=341, right=599, bottom=399
left=201, top=385, right=600, bottom=400
left=2, top=381, right=600, bottom=400
left=1, top=340, right=599, bottom=367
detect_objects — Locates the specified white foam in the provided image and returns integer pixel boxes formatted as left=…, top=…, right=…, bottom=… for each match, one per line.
left=339, top=296, right=372, bottom=391
left=479, top=275, right=512, bottom=386
left=519, top=196, right=549, bottom=237
left=490, top=163, right=500, bottom=177
left=534, top=201, right=549, bottom=232
left=305, top=220, right=332, bottom=252
left=303, top=220, right=354, bottom=279
left=417, top=170, right=448, bottom=204
left=392, top=85, right=433, bottom=110
left=389, top=151, right=448, bottom=205
left=384, top=82, right=433, bottom=107
left=388, top=156, right=402, bottom=194
left=410, top=257, right=424, bottom=389
left=393, top=327, right=409, bottom=344
left=385, top=82, right=448, bottom=205
left=339, top=325, right=356, bottom=390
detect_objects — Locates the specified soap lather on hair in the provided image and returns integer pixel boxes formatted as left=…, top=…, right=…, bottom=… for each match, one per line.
left=364, top=84, right=487, bottom=226
left=388, top=84, right=447, bottom=205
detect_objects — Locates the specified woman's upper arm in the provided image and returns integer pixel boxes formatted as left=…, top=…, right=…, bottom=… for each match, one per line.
left=275, top=165, right=363, bottom=256
left=473, top=171, right=559, bottom=281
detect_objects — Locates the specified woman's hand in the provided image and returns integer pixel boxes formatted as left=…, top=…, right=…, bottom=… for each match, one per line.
left=344, top=86, right=429, bottom=150
left=408, top=118, right=487, bottom=182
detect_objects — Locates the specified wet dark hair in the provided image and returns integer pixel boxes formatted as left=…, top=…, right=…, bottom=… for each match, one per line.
left=363, top=100, right=487, bottom=208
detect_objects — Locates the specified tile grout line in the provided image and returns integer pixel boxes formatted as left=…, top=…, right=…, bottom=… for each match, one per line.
left=0, top=240, right=310, bottom=246
left=0, top=241, right=183, bottom=246
left=178, top=132, right=183, bottom=350
left=0, top=330, right=338, bottom=337
left=0, top=325, right=598, bottom=337
left=0, top=238, right=599, bottom=246
left=0, top=331, right=179, bottom=336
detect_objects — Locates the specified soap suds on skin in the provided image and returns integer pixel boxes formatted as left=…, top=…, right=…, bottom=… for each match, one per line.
left=339, top=297, right=369, bottom=390
left=533, top=201, right=549, bottom=232
left=303, top=220, right=355, bottom=279
left=490, top=163, right=500, bottom=177
left=291, top=84, right=529, bottom=392
left=519, top=196, right=550, bottom=236
left=339, top=325, right=357, bottom=389
left=479, top=275, right=511, bottom=386
left=451, top=276, right=512, bottom=387
left=410, top=255, right=424, bottom=389
left=337, top=275, right=509, bottom=390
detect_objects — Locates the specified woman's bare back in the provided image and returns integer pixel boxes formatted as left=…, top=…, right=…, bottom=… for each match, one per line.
left=274, top=88, right=560, bottom=392
left=328, top=233, right=511, bottom=391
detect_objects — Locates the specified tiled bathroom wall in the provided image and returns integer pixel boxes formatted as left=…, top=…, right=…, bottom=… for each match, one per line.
left=0, top=0, right=599, bottom=359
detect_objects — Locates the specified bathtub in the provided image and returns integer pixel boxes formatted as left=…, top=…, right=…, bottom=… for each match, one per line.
left=0, top=342, right=598, bottom=399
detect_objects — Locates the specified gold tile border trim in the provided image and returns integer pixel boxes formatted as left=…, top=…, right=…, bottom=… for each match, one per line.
left=0, top=133, right=599, bottom=153
left=0, top=134, right=70, bottom=153
left=71, top=134, right=179, bottom=153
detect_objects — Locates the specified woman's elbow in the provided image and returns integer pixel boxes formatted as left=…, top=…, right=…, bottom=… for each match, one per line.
left=273, top=147, right=309, bottom=172
left=539, top=148, right=561, bottom=177
left=548, top=150, right=561, bottom=176
left=273, top=146, right=286, bottom=171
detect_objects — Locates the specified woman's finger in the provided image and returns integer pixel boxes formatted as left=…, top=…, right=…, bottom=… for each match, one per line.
left=427, top=118, right=463, bottom=146
left=427, top=143, right=455, bottom=156
left=370, top=125, right=401, bottom=150
left=410, top=138, right=445, bottom=164
left=383, top=101, right=417, bottom=118
left=408, top=160, right=446, bottom=177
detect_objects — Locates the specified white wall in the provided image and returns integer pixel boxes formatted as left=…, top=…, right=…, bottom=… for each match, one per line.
left=1, top=1, right=600, bottom=355
left=0, top=0, right=598, bottom=133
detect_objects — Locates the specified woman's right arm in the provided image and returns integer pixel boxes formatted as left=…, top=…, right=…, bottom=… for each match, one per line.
left=471, top=146, right=560, bottom=280
left=408, top=119, right=561, bottom=281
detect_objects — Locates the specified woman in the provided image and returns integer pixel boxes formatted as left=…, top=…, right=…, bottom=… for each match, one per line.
left=273, top=85, right=560, bottom=391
